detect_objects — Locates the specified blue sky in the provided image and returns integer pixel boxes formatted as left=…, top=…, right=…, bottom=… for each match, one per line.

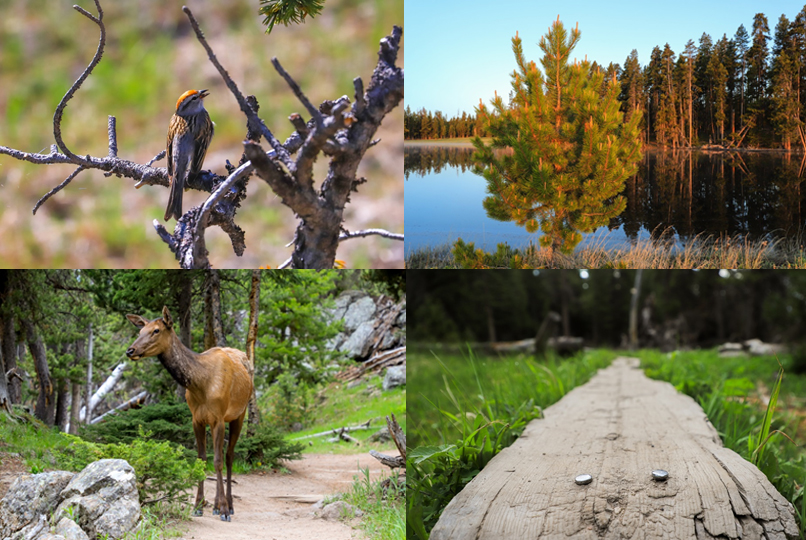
left=406, top=0, right=805, bottom=116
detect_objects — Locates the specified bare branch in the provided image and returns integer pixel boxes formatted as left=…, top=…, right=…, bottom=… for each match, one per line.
left=145, top=150, right=166, bottom=169
left=271, top=57, right=323, bottom=127
left=0, top=145, right=75, bottom=165
left=353, top=77, right=366, bottom=115
left=107, top=116, right=117, bottom=157
left=53, top=1, right=106, bottom=164
left=181, top=5, right=292, bottom=167
left=33, top=166, right=85, bottom=215
left=339, top=228, right=404, bottom=242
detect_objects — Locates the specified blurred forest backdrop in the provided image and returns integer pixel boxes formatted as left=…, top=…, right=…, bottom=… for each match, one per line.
left=0, top=0, right=403, bottom=268
left=409, top=270, right=806, bottom=352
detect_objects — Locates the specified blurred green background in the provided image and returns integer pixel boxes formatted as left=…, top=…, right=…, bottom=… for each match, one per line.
left=0, top=0, right=403, bottom=268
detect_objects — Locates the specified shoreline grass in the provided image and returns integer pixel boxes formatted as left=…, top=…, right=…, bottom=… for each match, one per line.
left=407, top=233, right=806, bottom=269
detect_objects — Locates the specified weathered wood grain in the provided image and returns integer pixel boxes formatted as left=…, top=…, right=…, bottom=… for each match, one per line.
left=430, top=357, right=798, bottom=540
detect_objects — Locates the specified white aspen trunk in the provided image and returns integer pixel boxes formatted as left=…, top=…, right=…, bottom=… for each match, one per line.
left=84, top=324, right=93, bottom=425
left=79, top=361, right=126, bottom=422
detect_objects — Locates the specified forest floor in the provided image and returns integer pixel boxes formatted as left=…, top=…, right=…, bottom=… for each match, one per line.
left=178, top=452, right=396, bottom=540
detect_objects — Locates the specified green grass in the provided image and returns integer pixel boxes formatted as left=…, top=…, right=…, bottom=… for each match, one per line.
left=407, top=348, right=616, bottom=537
left=634, top=349, right=806, bottom=538
left=285, top=374, right=405, bottom=455
left=340, top=467, right=405, bottom=540
left=0, top=410, right=75, bottom=473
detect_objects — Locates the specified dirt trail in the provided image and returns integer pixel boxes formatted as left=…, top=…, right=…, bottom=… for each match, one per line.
left=179, top=452, right=391, bottom=540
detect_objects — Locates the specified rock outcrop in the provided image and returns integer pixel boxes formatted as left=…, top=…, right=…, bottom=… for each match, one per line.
left=0, top=459, right=140, bottom=540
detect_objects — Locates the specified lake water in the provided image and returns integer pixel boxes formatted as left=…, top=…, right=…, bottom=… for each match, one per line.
left=404, top=143, right=806, bottom=253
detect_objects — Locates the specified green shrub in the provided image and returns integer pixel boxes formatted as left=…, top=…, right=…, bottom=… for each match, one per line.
left=235, top=421, right=304, bottom=467
left=80, top=401, right=304, bottom=469
left=79, top=402, right=195, bottom=453
left=58, top=428, right=205, bottom=506
left=265, top=371, right=317, bottom=430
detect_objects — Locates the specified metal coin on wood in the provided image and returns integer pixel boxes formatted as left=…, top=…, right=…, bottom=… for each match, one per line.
left=574, top=474, right=593, bottom=485
left=652, top=469, right=669, bottom=481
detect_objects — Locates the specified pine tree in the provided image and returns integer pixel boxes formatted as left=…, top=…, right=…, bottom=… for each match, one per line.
left=707, top=39, right=729, bottom=142
left=682, top=40, right=697, bottom=145
left=770, top=15, right=801, bottom=149
left=747, top=13, right=770, bottom=106
left=734, top=24, right=750, bottom=125
left=470, top=18, right=642, bottom=255
left=618, top=49, right=644, bottom=127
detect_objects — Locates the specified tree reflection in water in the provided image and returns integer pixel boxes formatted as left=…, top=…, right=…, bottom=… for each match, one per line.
left=405, top=145, right=806, bottom=246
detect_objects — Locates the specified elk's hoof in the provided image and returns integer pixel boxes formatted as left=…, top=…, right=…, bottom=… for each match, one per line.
left=193, top=509, right=203, bottom=517
left=212, top=508, right=219, bottom=515
left=220, top=513, right=231, bottom=522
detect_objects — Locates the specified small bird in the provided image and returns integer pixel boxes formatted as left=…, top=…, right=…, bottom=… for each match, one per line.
left=164, top=89, right=214, bottom=221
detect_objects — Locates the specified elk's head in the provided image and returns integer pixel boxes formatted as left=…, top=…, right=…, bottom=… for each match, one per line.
left=126, top=306, right=174, bottom=360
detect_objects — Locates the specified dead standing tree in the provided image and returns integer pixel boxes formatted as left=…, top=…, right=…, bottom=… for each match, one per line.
left=0, top=1, right=404, bottom=269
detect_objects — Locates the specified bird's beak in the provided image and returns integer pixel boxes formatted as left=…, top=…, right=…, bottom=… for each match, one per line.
left=199, top=89, right=210, bottom=99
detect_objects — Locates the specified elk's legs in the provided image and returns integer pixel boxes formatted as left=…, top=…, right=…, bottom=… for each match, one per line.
left=226, top=414, right=245, bottom=515
left=211, top=421, right=230, bottom=521
left=192, top=421, right=207, bottom=516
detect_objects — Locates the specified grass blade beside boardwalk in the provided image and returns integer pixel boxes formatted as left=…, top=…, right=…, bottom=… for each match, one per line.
left=407, top=348, right=615, bottom=536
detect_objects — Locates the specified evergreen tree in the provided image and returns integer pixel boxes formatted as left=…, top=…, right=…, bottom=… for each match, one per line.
left=694, top=33, right=714, bottom=141
left=656, top=44, right=679, bottom=147
left=682, top=40, right=697, bottom=144
left=470, top=18, right=642, bottom=255
left=770, top=15, right=801, bottom=149
left=734, top=24, right=750, bottom=124
left=708, top=38, right=729, bottom=142
left=747, top=13, right=770, bottom=106
left=618, top=49, right=644, bottom=127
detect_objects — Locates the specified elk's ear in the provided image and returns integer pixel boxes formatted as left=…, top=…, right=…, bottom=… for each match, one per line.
left=127, top=314, right=148, bottom=328
left=162, top=306, right=174, bottom=328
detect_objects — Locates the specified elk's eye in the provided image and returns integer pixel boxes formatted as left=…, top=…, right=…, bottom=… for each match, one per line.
left=152, top=329, right=159, bottom=335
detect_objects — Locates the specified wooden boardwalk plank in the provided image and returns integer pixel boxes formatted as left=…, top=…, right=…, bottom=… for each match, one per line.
left=430, top=358, right=798, bottom=540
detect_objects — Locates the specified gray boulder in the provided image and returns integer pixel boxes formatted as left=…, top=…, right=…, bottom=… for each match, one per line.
left=0, top=471, right=74, bottom=538
left=54, top=518, right=89, bottom=540
left=342, top=296, right=377, bottom=331
left=53, top=459, right=140, bottom=540
left=319, top=500, right=363, bottom=521
left=339, top=320, right=376, bottom=359
left=383, top=366, right=406, bottom=390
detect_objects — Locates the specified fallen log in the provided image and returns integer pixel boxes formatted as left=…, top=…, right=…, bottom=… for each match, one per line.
left=336, top=346, right=406, bottom=382
left=290, top=420, right=372, bottom=440
left=431, top=357, right=798, bottom=540
left=328, top=427, right=361, bottom=445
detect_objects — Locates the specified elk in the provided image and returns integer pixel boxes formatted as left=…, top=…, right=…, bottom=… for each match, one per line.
left=125, top=306, right=252, bottom=522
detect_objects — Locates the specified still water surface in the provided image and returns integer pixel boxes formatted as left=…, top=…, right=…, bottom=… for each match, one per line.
left=405, top=144, right=806, bottom=253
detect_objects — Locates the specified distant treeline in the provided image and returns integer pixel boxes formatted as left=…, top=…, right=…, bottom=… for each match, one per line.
left=407, top=7, right=806, bottom=149
left=404, top=107, right=489, bottom=140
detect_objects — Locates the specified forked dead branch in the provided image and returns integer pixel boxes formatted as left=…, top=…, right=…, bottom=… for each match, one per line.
left=0, top=0, right=404, bottom=269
